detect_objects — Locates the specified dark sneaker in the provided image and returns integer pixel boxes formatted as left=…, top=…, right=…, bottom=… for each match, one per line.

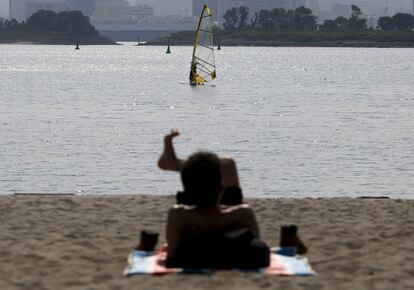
left=136, top=230, right=159, bottom=252
left=280, top=225, right=308, bottom=255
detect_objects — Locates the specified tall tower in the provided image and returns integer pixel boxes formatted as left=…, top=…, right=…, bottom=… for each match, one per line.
left=9, top=0, right=29, bottom=21
left=65, top=0, right=96, bottom=16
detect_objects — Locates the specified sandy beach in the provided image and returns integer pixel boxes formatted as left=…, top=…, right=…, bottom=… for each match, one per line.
left=0, top=195, right=413, bottom=290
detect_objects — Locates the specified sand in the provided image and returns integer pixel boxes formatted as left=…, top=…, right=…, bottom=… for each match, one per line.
left=0, top=195, right=413, bottom=290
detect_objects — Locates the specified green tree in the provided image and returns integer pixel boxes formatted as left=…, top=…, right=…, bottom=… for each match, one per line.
left=351, top=5, right=362, bottom=18
left=222, top=6, right=252, bottom=31
left=3, top=19, right=9, bottom=29
left=293, top=6, right=317, bottom=30
left=57, top=11, right=97, bottom=35
left=254, top=7, right=318, bottom=31
left=348, top=5, right=367, bottom=30
left=223, top=7, right=239, bottom=30
left=25, top=9, right=96, bottom=35
left=334, top=17, right=349, bottom=31
left=320, top=19, right=336, bottom=31
left=250, top=12, right=258, bottom=29
left=257, top=9, right=273, bottom=30
left=5, top=18, right=19, bottom=29
left=392, top=13, right=414, bottom=30
left=320, top=16, right=349, bottom=31
left=238, top=6, right=249, bottom=30
left=27, top=10, right=58, bottom=30
left=321, top=5, right=367, bottom=32
left=377, top=16, right=394, bottom=30
left=270, top=8, right=290, bottom=29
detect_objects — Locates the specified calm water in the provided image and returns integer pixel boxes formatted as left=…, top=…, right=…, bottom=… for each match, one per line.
left=0, top=44, right=413, bottom=198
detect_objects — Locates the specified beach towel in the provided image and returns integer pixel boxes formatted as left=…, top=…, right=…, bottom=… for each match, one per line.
left=124, top=246, right=315, bottom=276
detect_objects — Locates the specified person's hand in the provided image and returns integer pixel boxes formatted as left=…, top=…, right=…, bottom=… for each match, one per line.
left=164, top=129, right=180, bottom=144
left=159, top=129, right=182, bottom=171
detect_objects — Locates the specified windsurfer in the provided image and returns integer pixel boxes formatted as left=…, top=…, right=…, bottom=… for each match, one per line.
left=189, top=62, right=197, bottom=85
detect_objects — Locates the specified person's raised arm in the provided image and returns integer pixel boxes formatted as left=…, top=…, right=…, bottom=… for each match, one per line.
left=158, top=129, right=184, bottom=171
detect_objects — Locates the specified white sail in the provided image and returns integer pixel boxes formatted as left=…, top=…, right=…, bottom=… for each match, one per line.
left=190, top=5, right=216, bottom=84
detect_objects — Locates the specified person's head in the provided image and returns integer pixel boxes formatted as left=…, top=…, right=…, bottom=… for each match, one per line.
left=181, top=151, right=222, bottom=208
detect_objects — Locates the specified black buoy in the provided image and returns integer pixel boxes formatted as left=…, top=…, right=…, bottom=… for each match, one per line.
left=75, top=40, right=80, bottom=50
left=166, top=37, right=171, bottom=54
left=217, top=39, right=221, bottom=50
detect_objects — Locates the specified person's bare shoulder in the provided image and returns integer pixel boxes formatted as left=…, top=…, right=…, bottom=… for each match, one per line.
left=221, top=204, right=259, bottom=235
left=221, top=204, right=256, bottom=220
left=168, top=204, right=196, bottom=217
left=221, top=203, right=252, bottom=213
left=172, top=204, right=196, bottom=210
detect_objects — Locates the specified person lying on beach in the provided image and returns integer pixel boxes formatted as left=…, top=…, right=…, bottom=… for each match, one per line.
left=158, top=130, right=270, bottom=268
left=158, top=129, right=243, bottom=206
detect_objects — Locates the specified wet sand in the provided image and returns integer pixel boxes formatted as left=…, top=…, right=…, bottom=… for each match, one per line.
left=0, top=195, right=413, bottom=290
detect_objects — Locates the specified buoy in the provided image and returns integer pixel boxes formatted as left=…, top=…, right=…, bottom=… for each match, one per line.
left=166, top=37, right=171, bottom=54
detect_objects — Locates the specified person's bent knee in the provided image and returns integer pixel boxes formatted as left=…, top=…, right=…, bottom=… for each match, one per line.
left=220, top=156, right=240, bottom=191
left=220, top=157, right=237, bottom=171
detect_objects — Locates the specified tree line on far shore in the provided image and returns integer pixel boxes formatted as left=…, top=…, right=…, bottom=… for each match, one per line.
left=0, top=9, right=97, bottom=36
left=222, top=5, right=414, bottom=32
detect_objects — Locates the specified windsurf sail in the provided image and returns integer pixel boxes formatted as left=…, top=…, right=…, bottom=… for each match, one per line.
left=190, top=5, right=216, bottom=84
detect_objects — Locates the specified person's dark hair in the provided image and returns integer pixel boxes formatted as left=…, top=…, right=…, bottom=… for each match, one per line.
left=181, top=152, right=222, bottom=208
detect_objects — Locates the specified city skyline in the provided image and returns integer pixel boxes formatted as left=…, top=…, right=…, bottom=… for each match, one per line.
left=2, top=0, right=414, bottom=19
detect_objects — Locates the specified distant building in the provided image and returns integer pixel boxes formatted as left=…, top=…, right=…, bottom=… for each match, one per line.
left=64, top=0, right=96, bottom=16
left=134, top=0, right=190, bottom=16
left=307, top=0, right=320, bottom=15
left=353, top=0, right=381, bottom=17
left=26, top=2, right=55, bottom=18
left=317, top=0, right=393, bottom=22
left=217, top=0, right=248, bottom=22
left=331, top=3, right=351, bottom=18
left=92, top=0, right=131, bottom=24
left=320, top=0, right=414, bottom=18
left=26, top=1, right=65, bottom=19
left=92, top=0, right=196, bottom=41
left=9, top=0, right=28, bottom=21
left=9, top=0, right=65, bottom=21
left=130, top=4, right=154, bottom=20
left=92, top=0, right=154, bottom=24
left=192, top=0, right=218, bottom=20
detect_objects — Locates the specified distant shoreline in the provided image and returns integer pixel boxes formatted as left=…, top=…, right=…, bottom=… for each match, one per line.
left=146, top=30, right=414, bottom=48
left=146, top=39, right=414, bottom=48
left=0, top=33, right=117, bottom=45
left=2, top=41, right=413, bottom=48
left=2, top=37, right=414, bottom=48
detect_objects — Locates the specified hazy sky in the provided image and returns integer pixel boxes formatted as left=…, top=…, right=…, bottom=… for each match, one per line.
left=0, top=0, right=412, bottom=18
left=0, top=0, right=7, bottom=18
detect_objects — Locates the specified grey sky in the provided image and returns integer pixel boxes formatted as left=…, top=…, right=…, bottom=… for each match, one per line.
left=1, top=0, right=413, bottom=18
left=0, top=0, right=8, bottom=18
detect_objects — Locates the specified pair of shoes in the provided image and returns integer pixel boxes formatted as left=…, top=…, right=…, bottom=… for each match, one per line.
left=136, top=230, right=159, bottom=252
left=279, top=225, right=308, bottom=255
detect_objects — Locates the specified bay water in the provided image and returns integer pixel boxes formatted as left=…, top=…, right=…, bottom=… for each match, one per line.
left=0, top=44, right=413, bottom=198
